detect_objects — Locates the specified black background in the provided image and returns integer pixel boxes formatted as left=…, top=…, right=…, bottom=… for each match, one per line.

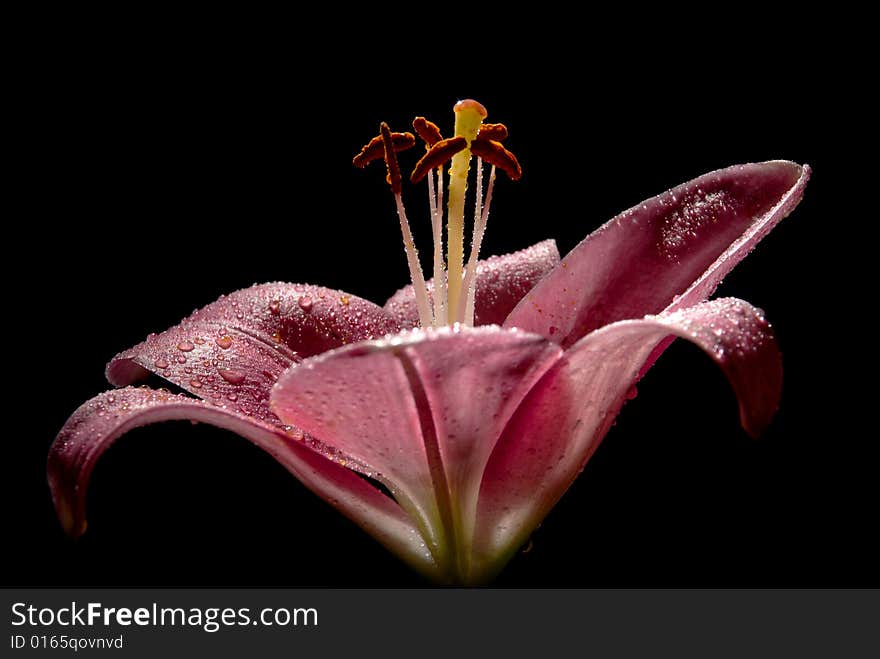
left=9, top=24, right=873, bottom=587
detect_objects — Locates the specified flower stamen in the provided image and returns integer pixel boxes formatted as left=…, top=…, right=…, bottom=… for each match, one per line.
left=354, top=100, right=520, bottom=329
left=354, top=123, right=432, bottom=327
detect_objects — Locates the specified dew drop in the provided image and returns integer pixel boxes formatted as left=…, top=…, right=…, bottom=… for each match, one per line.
left=216, top=335, right=233, bottom=349
left=177, top=341, right=195, bottom=352
left=154, top=358, right=169, bottom=369
left=298, top=296, right=313, bottom=312
left=227, top=393, right=238, bottom=402
left=218, top=368, right=246, bottom=385
left=189, top=379, right=203, bottom=389
left=268, top=300, right=281, bottom=315
left=176, top=355, right=187, bottom=364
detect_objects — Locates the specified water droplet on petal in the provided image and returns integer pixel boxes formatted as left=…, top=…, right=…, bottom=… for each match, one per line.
left=218, top=368, right=246, bottom=385
left=268, top=300, right=281, bottom=315
left=176, top=355, right=187, bottom=364
left=189, top=379, right=203, bottom=389
left=216, top=335, right=233, bottom=349
left=177, top=341, right=195, bottom=352
left=155, top=358, right=169, bottom=369
left=298, top=296, right=313, bottom=312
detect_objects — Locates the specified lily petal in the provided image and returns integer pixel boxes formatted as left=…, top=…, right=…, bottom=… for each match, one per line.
left=505, top=162, right=809, bottom=347
left=385, top=240, right=561, bottom=329
left=107, top=282, right=401, bottom=425
left=270, top=326, right=562, bottom=579
left=47, top=386, right=434, bottom=575
left=476, top=298, right=781, bottom=574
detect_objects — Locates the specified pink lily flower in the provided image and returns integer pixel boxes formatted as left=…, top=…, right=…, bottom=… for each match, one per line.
left=48, top=100, right=809, bottom=584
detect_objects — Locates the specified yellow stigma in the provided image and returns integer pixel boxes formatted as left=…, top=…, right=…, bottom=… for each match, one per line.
left=446, top=100, right=487, bottom=322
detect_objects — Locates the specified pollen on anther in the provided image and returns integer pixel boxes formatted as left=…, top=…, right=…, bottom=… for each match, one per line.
left=411, top=136, right=467, bottom=183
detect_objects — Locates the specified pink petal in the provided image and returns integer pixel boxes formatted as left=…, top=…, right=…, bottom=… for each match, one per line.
left=505, top=162, right=809, bottom=347
left=385, top=240, right=560, bottom=329
left=107, top=283, right=401, bottom=425
left=270, top=327, right=562, bottom=578
left=475, top=298, right=781, bottom=571
left=47, top=386, right=434, bottom=575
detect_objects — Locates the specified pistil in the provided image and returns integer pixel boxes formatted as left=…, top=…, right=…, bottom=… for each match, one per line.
left=445, top=99, right=487, bottom=324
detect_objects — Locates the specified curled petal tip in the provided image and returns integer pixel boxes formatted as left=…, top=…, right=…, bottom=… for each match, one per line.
left=46, top=386, right=432, bottom=575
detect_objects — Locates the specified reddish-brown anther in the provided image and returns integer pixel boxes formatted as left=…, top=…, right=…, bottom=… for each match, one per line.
left=410, top=136, right=468, bottom=183
left=380, top=122, right=405, bottom=194
left=413, top=116, right=444, bottom=147
left=353, top=131, right=415, bottom=168
left=477, top=123, right=509, bottom=141
left=470, top=139, right=523, bottom=180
